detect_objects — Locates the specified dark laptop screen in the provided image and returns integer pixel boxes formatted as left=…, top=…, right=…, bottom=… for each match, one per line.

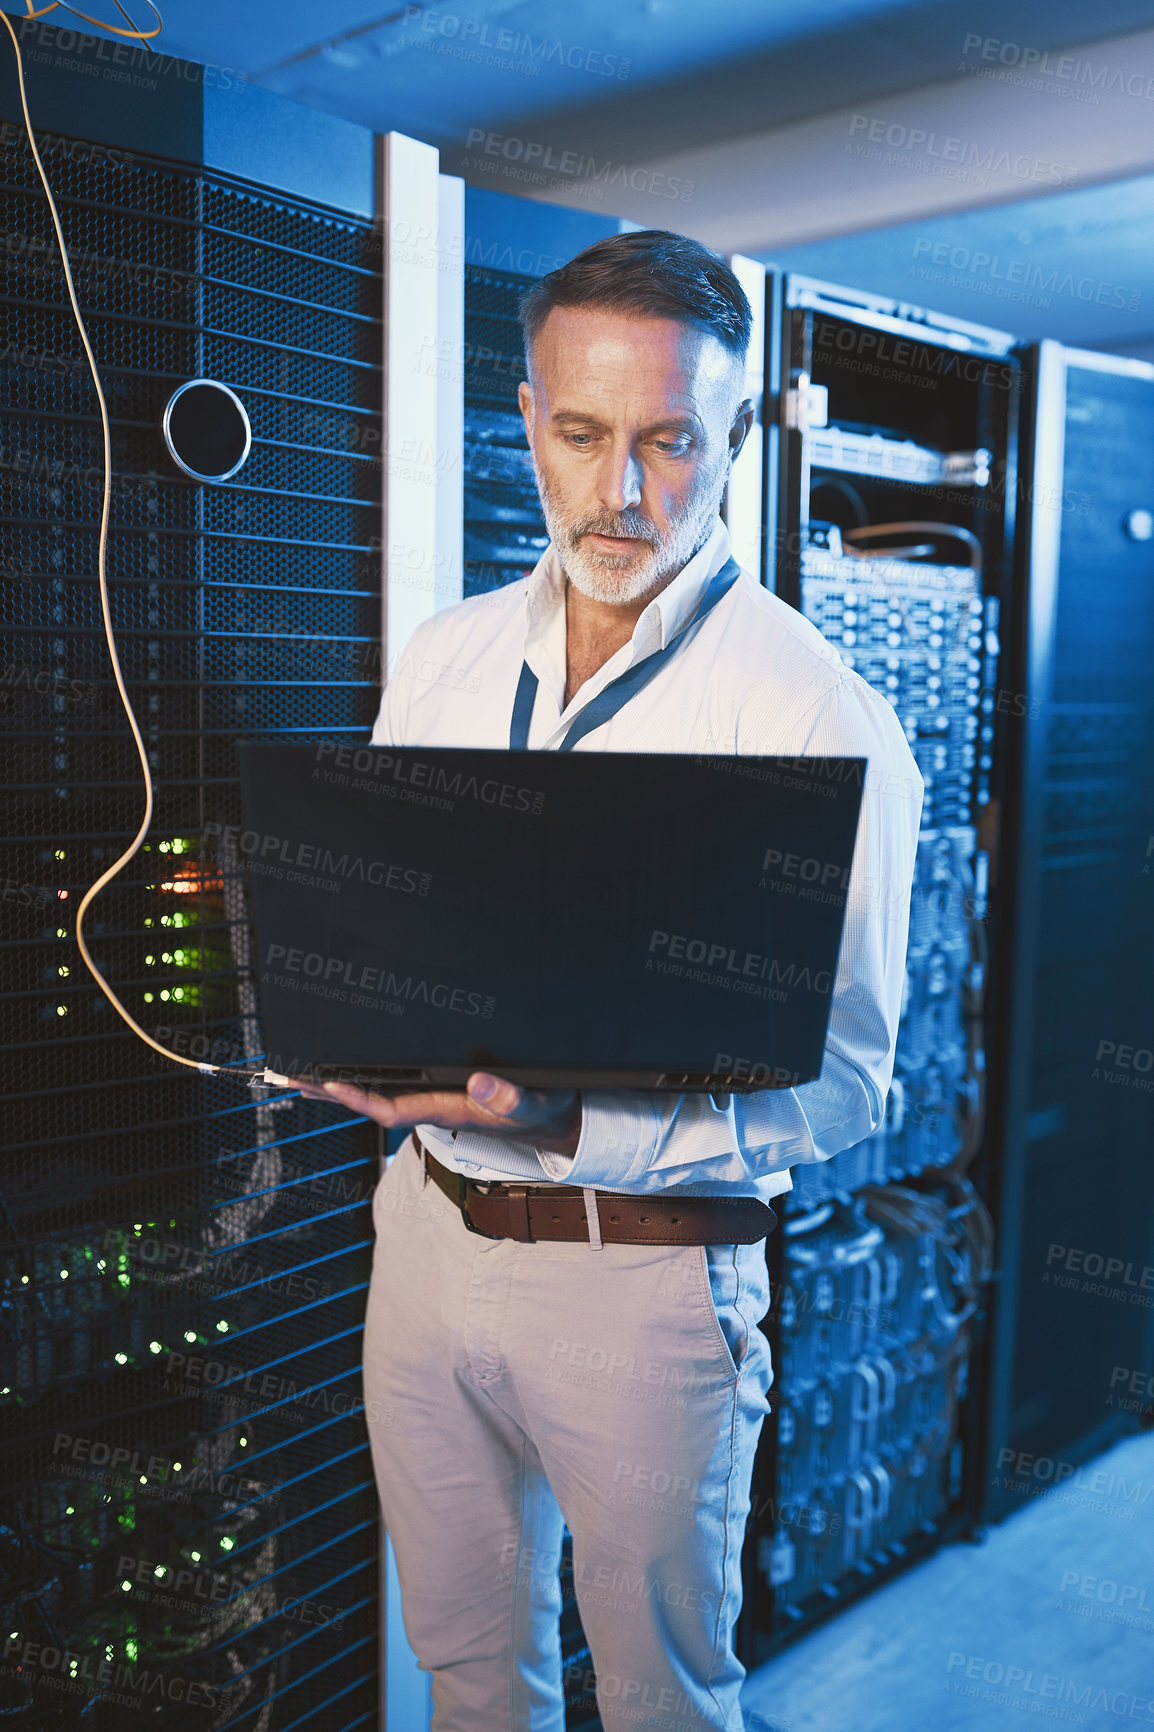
left=237, top=745, right=865, bottom=1091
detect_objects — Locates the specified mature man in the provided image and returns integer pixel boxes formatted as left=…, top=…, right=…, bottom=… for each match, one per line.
left=303, top=230, right=922, bottom=1730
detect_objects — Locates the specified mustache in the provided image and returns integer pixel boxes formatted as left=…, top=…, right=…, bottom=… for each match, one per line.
left=571, top=511, right=659, bottom=543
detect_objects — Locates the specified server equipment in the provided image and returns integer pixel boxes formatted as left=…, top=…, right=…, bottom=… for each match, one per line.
left=461, top=262, right=549, bottom=600
left=981, top=343, right=1154, bottom=1516
left=0, top=97, right=382, bottom=1727
left=740, top=274, right=1013, bottom=1661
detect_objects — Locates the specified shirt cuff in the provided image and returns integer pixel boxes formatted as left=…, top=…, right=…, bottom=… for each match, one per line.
left=535, top=1091, right=665, bottom=1189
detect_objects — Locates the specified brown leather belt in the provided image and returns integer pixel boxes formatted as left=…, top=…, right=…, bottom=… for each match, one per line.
left=413, top=1135, right=776, bottom=1246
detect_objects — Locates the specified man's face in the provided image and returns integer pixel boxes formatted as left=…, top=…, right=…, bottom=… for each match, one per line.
left=518, top=307, right=749, bottom=605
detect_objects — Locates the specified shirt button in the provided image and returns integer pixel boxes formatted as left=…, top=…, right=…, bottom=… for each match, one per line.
left=459, top=1161, right=479, bottom=1174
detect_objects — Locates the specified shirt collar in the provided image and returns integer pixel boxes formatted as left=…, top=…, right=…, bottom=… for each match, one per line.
left=523, top=516, right=733, bottom=660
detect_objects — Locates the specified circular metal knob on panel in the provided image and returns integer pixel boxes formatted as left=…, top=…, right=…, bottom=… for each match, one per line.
left=162, top=379, right=252, bottom=482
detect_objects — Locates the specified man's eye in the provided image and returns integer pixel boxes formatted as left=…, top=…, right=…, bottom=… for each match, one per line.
left=655, top=438, right=691, bottom=455
left=563, top=433, right=593, bottom=447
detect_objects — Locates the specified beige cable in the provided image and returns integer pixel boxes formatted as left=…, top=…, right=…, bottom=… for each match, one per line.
left=3, top=4, right=270, bottom=1081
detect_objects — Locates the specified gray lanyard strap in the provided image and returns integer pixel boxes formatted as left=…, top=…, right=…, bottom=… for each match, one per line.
left=509, top=555, right=741, bottom=752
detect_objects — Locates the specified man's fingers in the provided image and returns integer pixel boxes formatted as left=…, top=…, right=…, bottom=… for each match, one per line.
left=466, top=1073, right=525, bottom=1118
left=313, top=1082, right=500, bottom=1130
left=294, top=1074, right=573, bottom=1140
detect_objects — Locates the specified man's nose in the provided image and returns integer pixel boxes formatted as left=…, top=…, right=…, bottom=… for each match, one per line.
left=596, top=445, right=643, bottom=513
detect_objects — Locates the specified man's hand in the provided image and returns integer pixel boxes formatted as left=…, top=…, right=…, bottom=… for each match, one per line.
left=293, top=1072, right=583, bottom=1158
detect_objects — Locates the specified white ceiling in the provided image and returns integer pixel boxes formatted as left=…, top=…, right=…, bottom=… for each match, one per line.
left=19, top=0, right=1154, bottom=350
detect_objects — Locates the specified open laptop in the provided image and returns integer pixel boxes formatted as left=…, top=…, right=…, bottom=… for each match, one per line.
left=235, top=743, right=865, bottom=1094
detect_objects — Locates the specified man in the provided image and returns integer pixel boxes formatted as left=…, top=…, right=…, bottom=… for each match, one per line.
left=301, top=230, right=922, bottom=1729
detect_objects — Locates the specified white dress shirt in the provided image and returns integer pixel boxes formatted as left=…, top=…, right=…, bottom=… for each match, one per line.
left=369, top=518, right=924, bottom=1204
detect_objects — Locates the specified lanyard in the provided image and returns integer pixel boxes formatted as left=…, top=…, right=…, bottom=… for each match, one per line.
left=509, top=555, right=741, bottom=752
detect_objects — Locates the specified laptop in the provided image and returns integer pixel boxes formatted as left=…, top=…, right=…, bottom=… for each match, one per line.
left=235, top=743, right=865, bottom=1094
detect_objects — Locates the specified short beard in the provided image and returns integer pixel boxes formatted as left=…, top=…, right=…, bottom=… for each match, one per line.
left=532, top=447, right=731, bottom=606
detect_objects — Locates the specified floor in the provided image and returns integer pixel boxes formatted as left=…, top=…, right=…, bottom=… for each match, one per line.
left=741, top=1429, right=1154, bottom=1732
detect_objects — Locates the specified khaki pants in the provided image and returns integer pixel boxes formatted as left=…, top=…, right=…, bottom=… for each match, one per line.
left=363, top=1138, right=773, bottom=1731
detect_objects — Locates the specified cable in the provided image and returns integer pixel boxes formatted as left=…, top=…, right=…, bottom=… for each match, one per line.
left=19, top=0, right=161, bottom=41
left=2, top=7, right=281, bottom=1091
left=841, top=520, right=982, bottom=567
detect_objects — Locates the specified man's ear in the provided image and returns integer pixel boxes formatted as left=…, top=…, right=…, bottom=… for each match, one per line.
left=518, top=378, right=534, bottom=444
left=729, top=397, right=755, bottom=463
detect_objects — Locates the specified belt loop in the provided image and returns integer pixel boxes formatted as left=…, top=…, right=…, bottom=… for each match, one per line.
left=583, top=1187, right=604, bottom=1252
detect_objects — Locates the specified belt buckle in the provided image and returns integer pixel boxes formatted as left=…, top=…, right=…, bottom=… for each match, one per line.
left=457, top=1173, right=499, bottom=1238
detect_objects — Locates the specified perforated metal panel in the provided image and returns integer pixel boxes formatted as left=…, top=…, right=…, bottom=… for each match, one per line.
left=1, top=132, right=382, bottom=1728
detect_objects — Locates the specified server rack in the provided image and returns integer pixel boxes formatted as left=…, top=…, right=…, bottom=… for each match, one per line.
left=739, top=274, right=1019, bottom=1662
left=0, top=124, right=383, bottom=1727
left=981, top=343, right=1154, bottom=1520
left=461, top=263, right=548, bottom=600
